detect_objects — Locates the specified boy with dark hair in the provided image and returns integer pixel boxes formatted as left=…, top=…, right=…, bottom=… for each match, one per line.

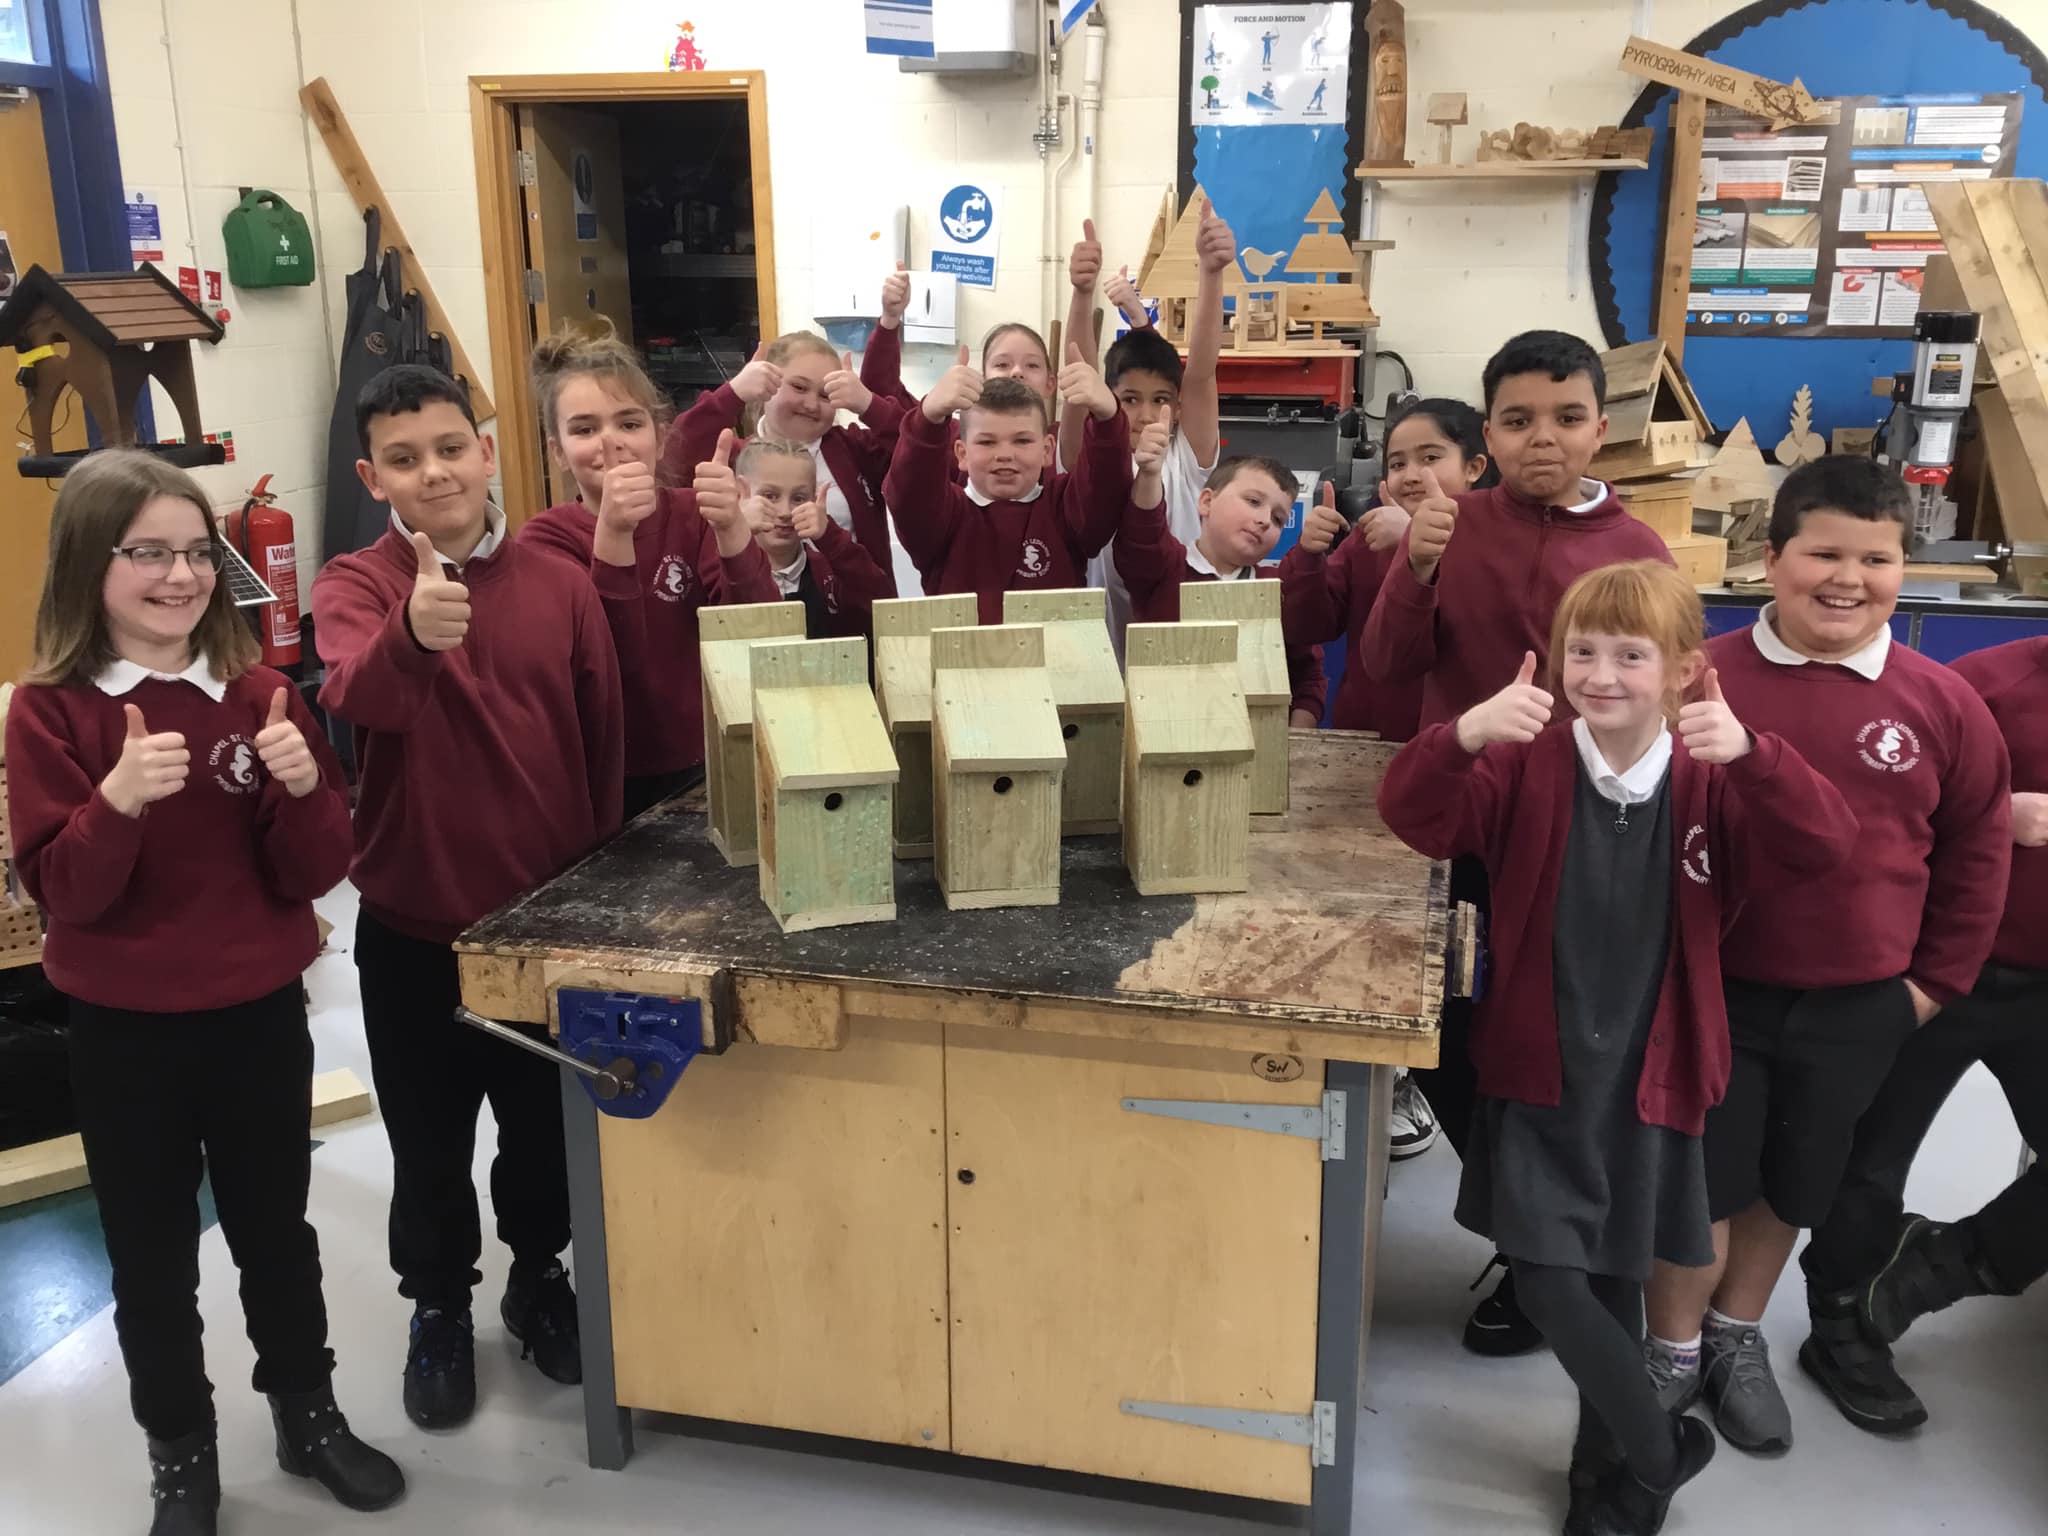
left=883, top=345, right=1131, bottom=623
left=1643, top=455, right=2011, bottom=1456
left=312, top=363, right=625, bottom=1432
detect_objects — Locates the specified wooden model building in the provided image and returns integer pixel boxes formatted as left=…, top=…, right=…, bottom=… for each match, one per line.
left=1425, top=93, right=1468, bottom=166
left=1136, top=185, right=1213, bottom=346
left=1180, top=579, right=1292, bottom=816
left=750, top=638, right=899, bottom=933
left=1282, top=191, right=1377, bottom=342
left=1591, top=338, right=1726, bottom=584
left=1002, top=588, right=1123, bottom=835
left=699, top=601, right=808, bottom=866
left=0, top=264, right=225, bottom=468
left=1121, top=623, right=1255, bottom=896
left=873, top=593, right=980, bottom=858
left=929, top=624, right=1066, bottom=911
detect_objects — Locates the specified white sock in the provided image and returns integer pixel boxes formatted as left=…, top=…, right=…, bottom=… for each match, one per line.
left=1706, top=1306, right=1760, bottom=1332
left=1648, top=1332, right=1701, bottom=1372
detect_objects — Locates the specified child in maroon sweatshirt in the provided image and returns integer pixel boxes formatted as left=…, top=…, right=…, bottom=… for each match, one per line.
left=883, top=350, right=1132, bottom=624
left=1643, top=456, right=2011, bottom=1460
left=1117, top=436, right=1326, bottom=725
left=737, top=437, right=892, bottom=638
left=312, top=365, right=625, bottom=1434
left=8, top=449, right=402, bottom=1528
left=1798, top=632, right=2048, bottom=1436
left=1378, top=560, right=1854, bottom=1534
left=519, top=327, right=778, bottom=816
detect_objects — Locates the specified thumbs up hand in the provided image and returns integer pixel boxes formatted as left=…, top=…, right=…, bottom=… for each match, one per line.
left=880, top=260, right=911, bottom=328
left=731, top=341, right=785, bottom=406
left=694, top=429, right=751, bottom=556
left=1406, top=464, right=1461, bottom=583
left=1058, top=340, right=1117, bottom=421
left=1104, top=264, right=1150, bottom=331
left=407, top=531, right=471, bottom=652
left=1132, top=419, right=1172, bottom=477
left=252, top=685, right=320, bottom=798
left=1455, top=651, right=1554, bottom=754
left=1300, top=482, right=1347, bottom=556
left=1677, top=666, right=1751, bottom=764
left=1196, top=198, right=1237, bottom=275
left=101, top=702, right=191, bottom=816
left=596, top=435, right=659, bottom=539
left=1364, top=482, right=1413, bottom=554
left=1069, top=218, right=1104, bottom=294
left=823, top=349, right=874, bottom=417
left=924, top=344, right=985, bottom=423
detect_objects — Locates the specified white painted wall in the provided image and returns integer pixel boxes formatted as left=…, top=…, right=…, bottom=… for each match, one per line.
left=93, top=0, right=2048, bottom=576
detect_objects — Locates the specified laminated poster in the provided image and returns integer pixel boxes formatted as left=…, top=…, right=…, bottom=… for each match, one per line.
left=1190, top=4, right=1351, bottom=128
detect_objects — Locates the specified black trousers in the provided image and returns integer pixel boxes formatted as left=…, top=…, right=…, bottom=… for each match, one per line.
left=1409, top=853, right=1486, bottom=1160
left=68, top=984, right=333, bottom=1441
left=1803, top=964, right=2048, bottom=1294
left=356, top=908, right=571, bottom=1307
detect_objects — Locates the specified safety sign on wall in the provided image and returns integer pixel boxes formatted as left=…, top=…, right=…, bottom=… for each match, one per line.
left=1190, top=4, right=1351, bottom=128
left=931, top=181, right=999, bottom=288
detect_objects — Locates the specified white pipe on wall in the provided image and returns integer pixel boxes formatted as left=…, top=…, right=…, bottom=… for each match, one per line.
left=1079, top=10, right=1107, bottom=232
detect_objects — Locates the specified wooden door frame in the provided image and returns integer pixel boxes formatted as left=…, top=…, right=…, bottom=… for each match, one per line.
left=469, top=70, right=777, bottom=526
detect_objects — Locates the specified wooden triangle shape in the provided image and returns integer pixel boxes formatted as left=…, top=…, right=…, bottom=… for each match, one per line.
left=1304, top=188, right=1343, bottom=227
left=1138, top=187, right=1209, bottom=297
left=1691, top=417, right=1776, bottom=513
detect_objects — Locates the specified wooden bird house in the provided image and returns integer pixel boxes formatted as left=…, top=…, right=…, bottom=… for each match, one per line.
left=1136, top=186, right=1211, bottom=345
left=0, top=264, right=225, bottom=473
left=873, top=593, right=980, bottom=858
left=929, top=624, right=1067, bottom=910
left=1002, top=588, right=1123, bottom=835
left=1122, top=622, right=1255, bottom=896
left=751, top=637, right=899, bottom=933
left=699, top=601, right=809, bottom=865
left=1284, top=190, right=1376, bottom=342
left=1589, top=338, right=1712, bottom=482
left=1180, top=579, right=1292, bottom=816
left=1425, top=92, right=1468, bottom=165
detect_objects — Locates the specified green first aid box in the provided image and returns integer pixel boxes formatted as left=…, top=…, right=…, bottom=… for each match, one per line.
left=222, top=190, right=316, bottom=288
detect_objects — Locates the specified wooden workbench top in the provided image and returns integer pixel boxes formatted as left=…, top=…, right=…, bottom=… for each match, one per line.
left=457, top=731, right=1444, bottom=1064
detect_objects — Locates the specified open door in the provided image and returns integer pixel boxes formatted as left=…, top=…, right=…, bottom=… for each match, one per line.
left=518, top=104, right=633, bottom=346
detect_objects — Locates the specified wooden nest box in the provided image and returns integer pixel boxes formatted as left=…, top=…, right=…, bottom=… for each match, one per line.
left=1590, top=338, right=1711, bottom=482
left=1180, top=578, right=1292, bottom=815
left=873, top=593, right=980, bottom=858
left=699, top=601, right=808, bottom=866
left=0, top=264, right=225, bottom=472
left=1002, top=588, right=1123, bottom=835
left=1122, top=623, right=1255, bottom=896
left=929, top=624, right=1067, bottom=910
left=750, top=637, right=899, bottom=933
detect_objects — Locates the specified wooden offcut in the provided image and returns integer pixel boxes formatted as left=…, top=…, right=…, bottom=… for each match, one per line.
left=874, top=593, right=980, bottom=858
left=1180, top=579, right=1291, bottom=816
left=1659, top=92, right=1707, bottom=358
left=1667, top=532, right=1730, bottom=588
left=930, top=625, right=1066, bottom=910
left=751, top=638, right=899, bottom=933
left=1122, top=622, right=1255, bottom=896
left=699, top=601, right=808, bottom=866
left=1003, top=588, right=1123, bottom=834
left=1615, top=478, right=1695, bottom=541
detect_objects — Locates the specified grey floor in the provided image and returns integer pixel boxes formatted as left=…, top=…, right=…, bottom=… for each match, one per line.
left=2, top=882, right=2043, bottom=1534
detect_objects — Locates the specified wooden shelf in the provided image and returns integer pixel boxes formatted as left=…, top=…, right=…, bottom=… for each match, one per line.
left=1356, top=159, right=1650, bottom=180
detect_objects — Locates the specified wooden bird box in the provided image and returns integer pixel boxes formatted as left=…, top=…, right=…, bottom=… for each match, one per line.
left=929, top=624, right=1067, bottom=910
left=1591, top=338, right=1712, bottom=482
left=1122, top=623, right=1255, bottom=896
left=751, top=637, right=899, bottom=933
left=1180, top=579, right=1292, bottom=815
left=873, top=593, right=981, bottom=858
left=699, top=601, right=808, bottom=865
left=1003, top=588, right=1123, bottom=835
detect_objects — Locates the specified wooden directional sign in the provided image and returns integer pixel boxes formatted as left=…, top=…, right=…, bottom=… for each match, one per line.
left=1618, top=36, right=1824, bottom=130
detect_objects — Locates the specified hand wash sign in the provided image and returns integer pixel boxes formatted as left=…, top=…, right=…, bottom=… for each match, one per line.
left=932, top=182, right=999, bottom=288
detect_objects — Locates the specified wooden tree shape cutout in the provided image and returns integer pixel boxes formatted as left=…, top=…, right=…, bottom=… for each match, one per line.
left=1776, top=386, right=1825, bottom=467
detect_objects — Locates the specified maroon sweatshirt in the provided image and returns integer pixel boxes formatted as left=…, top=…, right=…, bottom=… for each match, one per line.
left=1946, top=637, right=2047, bottom=972
left=520, top=489, right=779, bottom=776
left=6, top=667, right=353, bottom=1012
left=1708, top=624, right=2011, bottom=1003
left=312, top=528, right=625, bottom=944
left=1279, top=533, right=1423, bottom=739
left=1379, top=720, right=1857, bottom=1134
left=774, top=518, right=893, bottom=638
left=859, top=323, right=1054, bottom=489
left=1362, top=482, right=1674, bottom=729
left=884, top=408, right=1132, bottom=624
left=1116, top=496, right=1328, bottom=722
left=660, top=381, right=904, bottom=586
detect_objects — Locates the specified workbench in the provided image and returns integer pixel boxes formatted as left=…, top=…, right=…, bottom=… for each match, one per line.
left=456, top=731, right=1443, bottom=1533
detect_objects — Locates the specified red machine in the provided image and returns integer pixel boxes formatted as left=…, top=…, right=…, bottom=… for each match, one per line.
left=225, top=474, right=302, bottom=669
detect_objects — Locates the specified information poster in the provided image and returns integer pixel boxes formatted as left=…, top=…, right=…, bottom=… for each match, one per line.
left=931, top=180, right=1000, bottom=288
left=1190, top=4, right=1351, bottom=128
left=1686, top=92, right=2020, bottom=339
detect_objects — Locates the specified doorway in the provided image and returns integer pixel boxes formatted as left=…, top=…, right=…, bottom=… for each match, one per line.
left=470, top=72, right=776, bottom=525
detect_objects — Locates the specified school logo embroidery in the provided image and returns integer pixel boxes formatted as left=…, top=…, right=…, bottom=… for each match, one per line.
left=209, top=735, right=260, bottom=795
left=1681, top=824, right=1712, bottom=885
left=1016, top=538, right=1052, bottom=580
left=652, top=555, right=695, bottom=604
left=1856, top=717, right=1923, bottom=774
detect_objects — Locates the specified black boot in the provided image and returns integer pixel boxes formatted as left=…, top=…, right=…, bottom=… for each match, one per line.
left=1797, top=1284, right=1926, bottom=1434
left=1563, top=1404, right=1625, bottom=1536
left=502, top=1261, right=583, bottom=1385
left=403, top=1303, right=477, bottom=1429
left=146, top=1427, right=219, bottom=1536
left=1587, top=1414, right=1715, bottom=1536
left=270, top=1385, right=407, bottom=1511
left=1862, top=1214, right=2002, bottom=1345
left=1463, top=1256, right=1545, bottom=1357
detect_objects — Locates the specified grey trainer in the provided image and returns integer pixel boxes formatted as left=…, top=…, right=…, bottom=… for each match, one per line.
left=1643, top=1337, right=1703, bottom=1415
left=1702, top=1323, right=1793, bottom=1453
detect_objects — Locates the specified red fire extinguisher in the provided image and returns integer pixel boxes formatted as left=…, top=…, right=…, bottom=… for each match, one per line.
left=225, top=474, right=302, bottom=670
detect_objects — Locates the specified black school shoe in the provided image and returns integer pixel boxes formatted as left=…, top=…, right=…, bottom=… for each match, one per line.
left=403, top=1304, right=477, bottom=1429
left=270, top=1386, right=408, bottom=1510
left=502, top=1261, right=583, bottom=1385
left=1587, top=1414, right=1716, bottom=1536
left=146, top=1427, right=219, bottom=1536
left=1564, top=1406, right=1626, bottom=1536
left=1863, top=1213, right=2000, bottom=1344
left=1463, top=1257, right=1546, bottom=1356
left=1797, top=1284, right=1927, bottom=1434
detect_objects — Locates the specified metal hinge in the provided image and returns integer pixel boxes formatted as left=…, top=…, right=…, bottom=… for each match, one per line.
left=524, top=269, right=546, bottom=304
left=1120, top=1089, right=1347, bottom=1160
left=515, top=148, right=537, bottom=186
left=1120, top=1399, right=1338, bottom=1466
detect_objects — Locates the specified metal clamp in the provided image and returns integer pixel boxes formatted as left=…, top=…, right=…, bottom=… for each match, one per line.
left=455, top=987, right=703, bottom=1118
